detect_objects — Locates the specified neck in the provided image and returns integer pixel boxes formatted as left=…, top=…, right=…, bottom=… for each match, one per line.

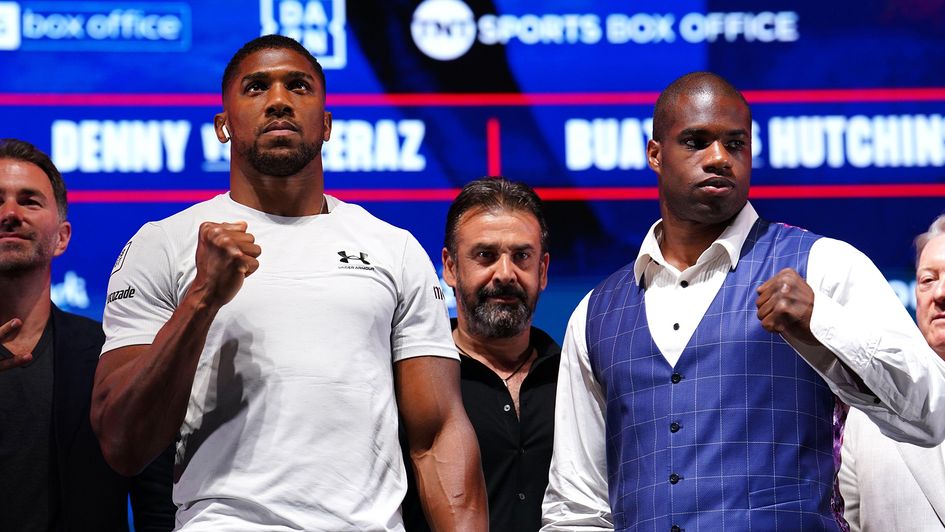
left=657, top=216, right=730, bottom=271
left=452, top=321, right=532, bottom=371
left=229, top=158, right=326, bottom=216
left=0, top=267, right=53, bottom=348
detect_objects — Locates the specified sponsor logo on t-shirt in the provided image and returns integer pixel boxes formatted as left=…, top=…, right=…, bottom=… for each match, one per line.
left=111, top=240, right=132, bottom=275
left=337, top=249, right=374, bottom=270
left=106, top=286, right=136, bottom=303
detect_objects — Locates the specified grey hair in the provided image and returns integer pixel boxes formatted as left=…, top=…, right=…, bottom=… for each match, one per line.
left=916, top=214, right=945, bottom=263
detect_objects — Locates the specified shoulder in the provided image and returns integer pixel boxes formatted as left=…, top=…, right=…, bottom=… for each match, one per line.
left=51, top=306, right=104, bottom=349
left=333, top=200, right=412, bottom=240
left=531, top=326, right=562, bottom=359
left=149, top=194, right=231, bottom=232
left=590, top=262, right=637, bottom=303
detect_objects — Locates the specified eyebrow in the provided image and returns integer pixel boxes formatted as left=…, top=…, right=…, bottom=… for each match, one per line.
left=678, top=127, right=749, bottom=137
left=16, top=187, right=47, bottom=198
left=470, top=242, right=537, bottom=252
left=242, top=70, right=314, bottom=84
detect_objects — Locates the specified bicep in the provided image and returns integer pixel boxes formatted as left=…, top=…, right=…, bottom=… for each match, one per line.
left=394, top=355, right=464, bottom=453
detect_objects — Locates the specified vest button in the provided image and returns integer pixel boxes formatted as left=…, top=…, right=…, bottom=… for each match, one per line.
left=670, top=422, right=680, bottom=433
left=673, top=322, right=680, bottom=330
left=669, top=473, right=681, bottom=484
left=671, top=373, right=682, bottom=384
left=671, top=526, right=681, bottom=532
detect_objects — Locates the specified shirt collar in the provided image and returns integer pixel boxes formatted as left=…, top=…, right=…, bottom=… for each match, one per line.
left=633, top=202, right=760, bottom=283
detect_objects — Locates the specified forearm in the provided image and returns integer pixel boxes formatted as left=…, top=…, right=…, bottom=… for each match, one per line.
left=803, top=293, right=945, bottom=444
left=411, top=416, right=487, bottom=531
left=92, top=287, right=221, bottom=475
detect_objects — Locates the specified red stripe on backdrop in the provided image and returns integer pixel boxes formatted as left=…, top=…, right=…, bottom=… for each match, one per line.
left=66, top=184, right=945, bottom=204
left=5, top=88, right=945, bottom=107
left=486, top=118, right=502, bottom=176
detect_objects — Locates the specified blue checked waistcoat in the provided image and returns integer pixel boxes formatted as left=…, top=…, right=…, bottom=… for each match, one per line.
left=586, top=219, right=849, bottom=531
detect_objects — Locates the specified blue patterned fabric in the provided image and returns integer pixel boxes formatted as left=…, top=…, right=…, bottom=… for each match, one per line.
left=586, top=219, right=848, bottom=531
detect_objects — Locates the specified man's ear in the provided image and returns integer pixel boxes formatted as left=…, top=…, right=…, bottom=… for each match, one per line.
left=322, top=111, right=332, bottom=142
left=647, top=139, right=662, bottom=174
left=538, top=252, right=550, bottom=292
left=441, top=247, right=457, bottom=288
left=214, top=113, right=229, bottom=143
left=52, top=220, right=72, bottom=258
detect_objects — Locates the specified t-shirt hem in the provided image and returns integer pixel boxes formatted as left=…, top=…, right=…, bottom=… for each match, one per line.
left=393, top=347, right=459, bottom=363
left=101, top=334, right=158, bottom=356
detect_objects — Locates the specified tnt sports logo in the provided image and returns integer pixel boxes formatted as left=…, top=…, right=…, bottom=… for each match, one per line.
left=0, top=1, right=191, bottom=51
left=260, top=0, right=347, bottom=69
left=411, top=0, right=475, bottom=61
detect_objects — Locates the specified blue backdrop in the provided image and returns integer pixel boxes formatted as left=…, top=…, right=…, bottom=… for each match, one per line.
left=1, top=0, right=944, bottom=341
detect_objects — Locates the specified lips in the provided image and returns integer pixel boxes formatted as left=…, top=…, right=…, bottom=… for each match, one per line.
left=697, top=177, right=735, bottom=189
left=262, top=120, right=299, bottom=134
left=696, top=176, right=736, bottom=196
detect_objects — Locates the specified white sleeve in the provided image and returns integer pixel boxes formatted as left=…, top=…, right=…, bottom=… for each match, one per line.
left=798, top=237, right=945, bottom=445
left=390, top=233, right=457, bottom=362
left=541, top=293, right=613, bottom=531
left=838, top=409, right=863, bottom=532
left=101, top=222, right=177, bottom=355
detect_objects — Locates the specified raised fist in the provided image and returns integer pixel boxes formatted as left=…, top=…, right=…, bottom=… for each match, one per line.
left=756, top=267, right=819, bottom=345
left=190, top=221, right=262, bottom=307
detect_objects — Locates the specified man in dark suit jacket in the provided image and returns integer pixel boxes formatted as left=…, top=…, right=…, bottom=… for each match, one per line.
left=0, top=138, right=175, bottom=531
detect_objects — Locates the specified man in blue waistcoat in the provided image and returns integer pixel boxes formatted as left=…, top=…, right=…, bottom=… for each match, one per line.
left=541, top=72, right=945, bottom=532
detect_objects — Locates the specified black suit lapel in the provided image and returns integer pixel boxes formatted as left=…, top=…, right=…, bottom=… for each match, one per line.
left=51, top=306, right=101, bottom=471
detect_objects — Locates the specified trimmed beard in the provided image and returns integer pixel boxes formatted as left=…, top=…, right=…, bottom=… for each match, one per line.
left=0, top=232, right=56, bottom=275
left=460, top=282, right=534, bottom=339
left=243, top=137, right=320, bottom=177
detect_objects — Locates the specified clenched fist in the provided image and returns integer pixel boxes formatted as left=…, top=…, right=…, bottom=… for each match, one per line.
left=755, top=267, right=819, bottom=345
left=190, top=221, right=262, bottom=307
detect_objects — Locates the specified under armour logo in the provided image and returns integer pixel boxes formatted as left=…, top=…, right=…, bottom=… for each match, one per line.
left=338, top=250, right=371, bottom=265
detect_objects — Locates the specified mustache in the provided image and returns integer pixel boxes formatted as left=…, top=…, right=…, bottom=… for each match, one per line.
left=477, top=284, right=527, bottom=303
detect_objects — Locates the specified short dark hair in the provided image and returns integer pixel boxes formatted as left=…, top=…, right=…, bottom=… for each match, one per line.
left=0, top=138, right=67, bottom=220
left=652, top=72, right=751, bottom=141
left=445, top=177, right=549, bottom=257
left=221, top=34, right=326, bottom=98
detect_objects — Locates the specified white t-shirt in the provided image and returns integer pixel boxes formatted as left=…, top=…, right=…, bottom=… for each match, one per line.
left=102, top=193, right=457, bottom=531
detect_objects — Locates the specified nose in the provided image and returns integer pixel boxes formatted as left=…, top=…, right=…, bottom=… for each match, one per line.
left=266, top=82, right=293, bottom=117
left=492, top=254, right=517, bottom=285
left=933, top=279, right=945, bottom=306
left=0, top=200, right=23, bottom=230
left=703, top=140, right=732, bottom=174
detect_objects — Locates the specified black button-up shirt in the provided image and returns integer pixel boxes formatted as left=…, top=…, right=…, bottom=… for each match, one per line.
left=402, top=321, right=561, bottom=532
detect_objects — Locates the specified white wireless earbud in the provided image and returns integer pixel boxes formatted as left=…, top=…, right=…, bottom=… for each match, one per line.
left=221, top=124, right=230, bottom=141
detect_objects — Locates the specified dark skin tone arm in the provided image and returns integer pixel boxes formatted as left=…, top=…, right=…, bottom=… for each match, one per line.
left=396, top=356, right=488, bottom=531
left=757, top=267, right=875, bottom=394
left=91, top=221, right=261, bottom=476
left=755, top=267, right=819, bottom=345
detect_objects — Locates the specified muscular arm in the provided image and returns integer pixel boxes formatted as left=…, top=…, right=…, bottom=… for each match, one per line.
left=91, top=221, right=260, bottom=476
left=395, top=356, right=487, bottom=531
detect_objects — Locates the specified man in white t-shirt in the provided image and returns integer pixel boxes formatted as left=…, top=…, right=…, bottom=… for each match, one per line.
left=90, top=35, right=487, bottom=531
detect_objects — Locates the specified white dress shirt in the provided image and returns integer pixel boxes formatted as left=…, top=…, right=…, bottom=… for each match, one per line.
left=541, top=202, right=945, bottom=531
